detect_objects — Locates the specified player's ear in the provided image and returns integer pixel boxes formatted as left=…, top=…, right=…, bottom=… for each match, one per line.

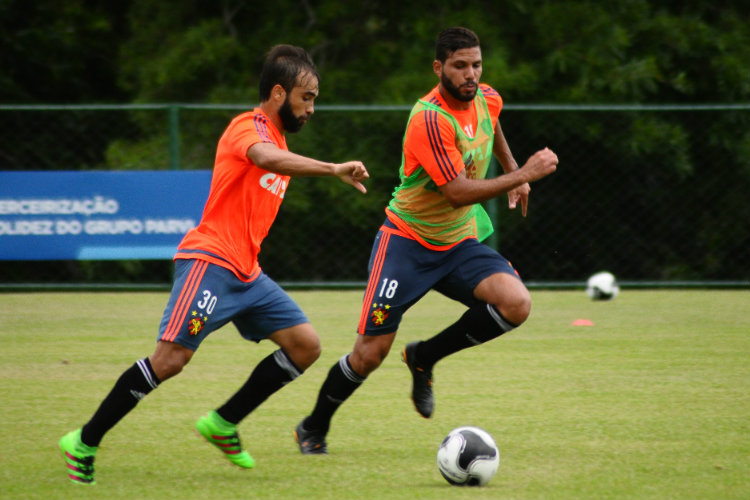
left=433, top=60, right=442, bottom=78
left=272, top=84, right=286, bottom=103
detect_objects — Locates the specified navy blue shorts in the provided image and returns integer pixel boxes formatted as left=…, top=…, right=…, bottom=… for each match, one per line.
left=357, top=219, right=520, bottom=336
left=157, top=259, right=309, bottom=351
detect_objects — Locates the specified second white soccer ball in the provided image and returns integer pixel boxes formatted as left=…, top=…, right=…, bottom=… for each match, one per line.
left=586, top=271, right=620, bottom=300
left=436, top=426, right=500, bottom=486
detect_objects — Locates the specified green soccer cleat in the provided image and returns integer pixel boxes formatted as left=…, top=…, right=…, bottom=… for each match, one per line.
left=59, top=429, right=97, bottom=485
left=195, top=411, right=255, bottom=469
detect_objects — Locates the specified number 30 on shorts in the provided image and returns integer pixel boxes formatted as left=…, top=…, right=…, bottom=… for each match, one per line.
left=197, top=289, right=218, bottom=314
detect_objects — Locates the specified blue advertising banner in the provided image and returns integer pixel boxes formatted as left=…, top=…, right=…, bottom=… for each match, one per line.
left=0, top=170, right=212, bottom=260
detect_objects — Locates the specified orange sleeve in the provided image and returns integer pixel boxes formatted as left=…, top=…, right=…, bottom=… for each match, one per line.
left=403, top=109, right=464, bottom=186
left=225, top=112, right=278, bottom=159
left=479, top=84, right=503, bottom=123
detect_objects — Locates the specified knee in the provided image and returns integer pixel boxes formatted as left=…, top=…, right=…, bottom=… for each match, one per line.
left=477, top=273, right=532, bottom=326
left=290, top=335, right=321, bottom=371
left=350, top=344, right=388, bottom=376
left=149, top=349, right=191, bottom=381
left=497, top=289, right=532, bottom=326
left=309, top=339, right=322, bottom=363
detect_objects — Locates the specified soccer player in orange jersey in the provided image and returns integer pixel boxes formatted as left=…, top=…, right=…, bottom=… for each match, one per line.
left=58, top=45, right=369, bottom=484
left=295, top=27, right=557, bottom=454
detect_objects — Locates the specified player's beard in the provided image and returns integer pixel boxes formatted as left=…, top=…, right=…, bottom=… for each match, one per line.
left=279, top=97, right=307, bottom=133
left=440, top=72, right=477, bottom=102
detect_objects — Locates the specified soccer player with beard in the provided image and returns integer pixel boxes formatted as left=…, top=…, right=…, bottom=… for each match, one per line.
left=59, top=44, right=369, bottom=484
left=294, top=27, right=558, bottom=454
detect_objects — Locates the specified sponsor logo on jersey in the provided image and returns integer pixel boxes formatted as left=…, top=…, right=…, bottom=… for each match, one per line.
left=259, top=173, right=288, bottom=198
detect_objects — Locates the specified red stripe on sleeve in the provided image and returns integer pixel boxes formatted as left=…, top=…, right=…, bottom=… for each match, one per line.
left=253, top=114, right=273, bottom=143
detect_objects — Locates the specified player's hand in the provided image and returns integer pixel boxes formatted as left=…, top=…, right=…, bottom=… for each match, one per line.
left=508, top=183, right=531, bottom=217
left=521, top=147, right=558, bottom=182
left=334, top=161, right=370, bottom=194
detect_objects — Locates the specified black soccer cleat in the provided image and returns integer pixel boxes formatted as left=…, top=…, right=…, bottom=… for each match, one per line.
left=294, top=419, right=328, bottom=455
left=402, top=341, right=435, bottom=418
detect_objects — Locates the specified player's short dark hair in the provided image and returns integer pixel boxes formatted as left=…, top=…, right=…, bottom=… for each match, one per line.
left=435, top=27, right=480, bottom=62
left=259, top=44, right=320, bottom=101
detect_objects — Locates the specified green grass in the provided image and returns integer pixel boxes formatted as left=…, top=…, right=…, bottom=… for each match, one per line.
left=1, top=289, right=748, bottom=500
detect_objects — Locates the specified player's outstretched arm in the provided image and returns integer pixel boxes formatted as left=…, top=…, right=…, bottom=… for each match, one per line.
left=441, top=148, right=558, bottom=209
left=248, top=143, right=369, bottom=193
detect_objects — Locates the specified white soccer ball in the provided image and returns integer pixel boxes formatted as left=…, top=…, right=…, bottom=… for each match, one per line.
left=586, top=271, right=620, bottom=300
left=436, top=426, right=500, bottom=486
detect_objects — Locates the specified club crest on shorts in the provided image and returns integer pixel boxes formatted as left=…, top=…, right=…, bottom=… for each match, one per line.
left=370, top=303, right=390, bottom=326
left=188, top=310, right=208, bottom=335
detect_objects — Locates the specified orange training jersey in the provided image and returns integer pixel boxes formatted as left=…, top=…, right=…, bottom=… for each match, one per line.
left=401, top=84, right=502, bottom=182
left=386, top=84, right=503, bottom=247
left=175, top=108, right=289, bottom=281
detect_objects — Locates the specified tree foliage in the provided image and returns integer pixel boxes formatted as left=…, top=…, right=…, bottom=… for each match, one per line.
left=0, top=0, right=748, bottom=283
left=2, top=0, right=747, bottom=104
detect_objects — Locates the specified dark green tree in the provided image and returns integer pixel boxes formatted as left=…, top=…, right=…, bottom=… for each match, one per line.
left=0, top=0, right=747, bottom=283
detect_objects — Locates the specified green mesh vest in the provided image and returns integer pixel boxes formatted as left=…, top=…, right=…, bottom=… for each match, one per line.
left=389, top=89, right=495, bottom=246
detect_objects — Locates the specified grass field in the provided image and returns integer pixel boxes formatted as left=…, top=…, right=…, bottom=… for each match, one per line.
left=1, top=289, right=748, bottom=500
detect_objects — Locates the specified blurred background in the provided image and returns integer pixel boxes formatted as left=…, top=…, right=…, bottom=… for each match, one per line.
left=1, top=0, right=748, bottom=289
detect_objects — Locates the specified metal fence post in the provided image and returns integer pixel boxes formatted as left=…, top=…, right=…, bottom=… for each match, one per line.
left=168, top=105, right=180, bottom=170
left=485, top=156, right=499, bottom=251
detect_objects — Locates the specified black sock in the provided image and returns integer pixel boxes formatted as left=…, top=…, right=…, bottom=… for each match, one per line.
left=305, top=354, right=366, bottom=433
left=81, top=358, right=160, bottom=447
left=217, top=349, right=302, bottom=425
left=416, top=303, right=518, bottom=367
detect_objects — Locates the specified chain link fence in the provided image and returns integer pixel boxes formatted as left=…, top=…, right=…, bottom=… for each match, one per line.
left=1, top=103, right=748, bottom=289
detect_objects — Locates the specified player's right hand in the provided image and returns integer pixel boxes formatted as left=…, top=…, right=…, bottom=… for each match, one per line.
left=335, top=161, right=370, bottom=194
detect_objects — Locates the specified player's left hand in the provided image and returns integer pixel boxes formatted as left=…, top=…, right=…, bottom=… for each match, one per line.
left=335, top=161, right=370, bottom=194
left=508, top=183, right=531, bottom=216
